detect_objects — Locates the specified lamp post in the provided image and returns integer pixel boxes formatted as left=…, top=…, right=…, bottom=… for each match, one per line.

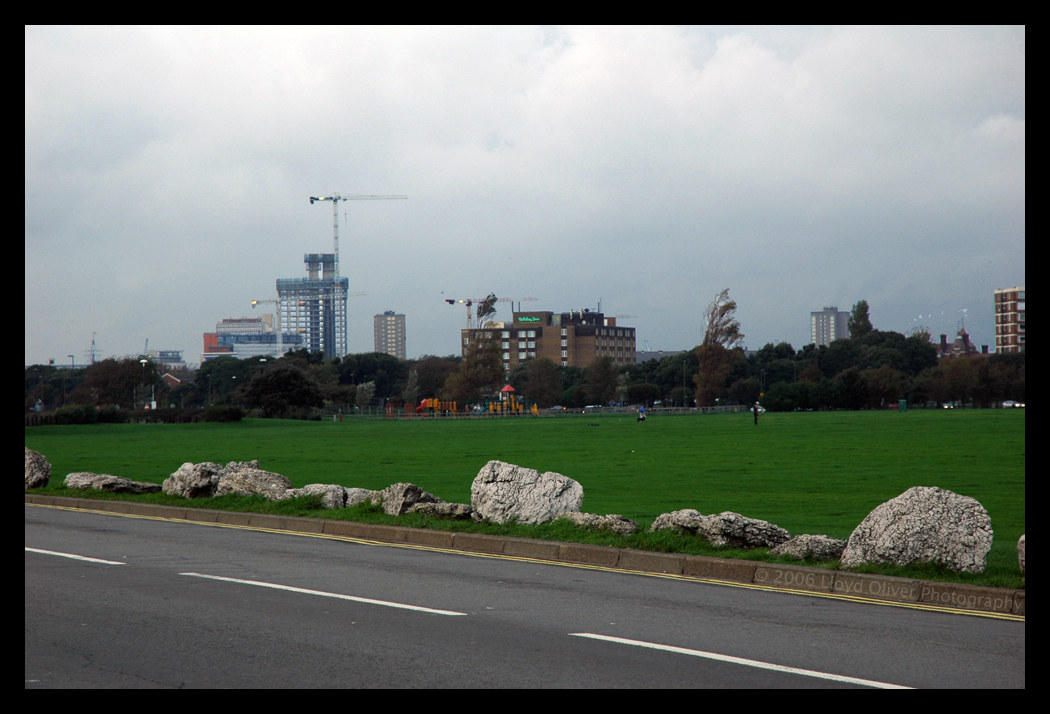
left=140, top=359, right=148, bottom=410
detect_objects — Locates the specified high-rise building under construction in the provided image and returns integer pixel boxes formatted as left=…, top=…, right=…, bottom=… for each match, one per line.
left=277, top=253, right=348, bottom=359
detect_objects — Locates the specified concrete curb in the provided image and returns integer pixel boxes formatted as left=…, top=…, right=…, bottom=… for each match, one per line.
left=25, top=495, right=1025, bottom=617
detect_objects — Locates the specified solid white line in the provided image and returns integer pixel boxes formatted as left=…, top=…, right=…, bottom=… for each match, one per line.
left=25, top=547, right=126, bottom=566
left=179, top=572, right=468, bottom=616
left=569, top=633, right=912, bottom=689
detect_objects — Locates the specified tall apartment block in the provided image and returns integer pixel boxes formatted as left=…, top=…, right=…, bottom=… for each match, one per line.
left=277, top=253, right=348, bottom=359
left=461, top=309, right=635, bottom=372
left=810, top=307, right=850, bottom=347
left=994, top=287, right=1025, bottom=353
left=374, top=311, right=406, bottom=360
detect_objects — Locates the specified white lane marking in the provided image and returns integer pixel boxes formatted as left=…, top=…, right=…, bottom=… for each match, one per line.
left=569, top=633, right=913, bottom=689
left=180, top=572, right=467, bottom=616
left=25, top=547, right=126, bottom=565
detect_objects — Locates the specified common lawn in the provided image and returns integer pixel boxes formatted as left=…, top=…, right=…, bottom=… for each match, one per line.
left=26, top=409, right=1025, bottom=586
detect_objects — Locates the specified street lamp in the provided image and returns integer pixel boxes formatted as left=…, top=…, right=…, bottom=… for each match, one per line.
left=140, top=359, right=148, bottom=410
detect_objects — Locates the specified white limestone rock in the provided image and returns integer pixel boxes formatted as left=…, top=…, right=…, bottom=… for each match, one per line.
left=470, top=460, right=584, bottom=525
left=25, top=448, right=52, bottom=489
left=370, top=482, right=442, bottom=516
left=1018, top=534, right=1025, bottom=577
left=163, top=462, right=223, bottom=498
left=649, top=509, right=790, bottom=549
left=649, top=509, right=706, bottom=534
left=64, top=472, right=161, bottom=494
left=345, top=488, right=377, bottom=507
left=699, top=511, right=791, bottom=549
left=560, top=512, right=639, bottom=536
left=770, top=534, right=847, bottom=561
left=284, top=483, right=348, bottom=509
left=408, top=502, right=474, bottom=520
left=839, top=486, right=993, bottom=574
left=214, top=460, right=292, bottom=501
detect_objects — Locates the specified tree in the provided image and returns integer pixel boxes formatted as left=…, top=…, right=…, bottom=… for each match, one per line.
left=242, top=364, right=324, bottom=417
left=475, top=293, right=498, bottom=329
left=694, top=289, right=744, bottom=407
left=521, top=357, right=562, bottom=408
left=848, top=300, right=873, bottom=340
left=442, top=336, right=503, bottom=403
left=585, top=356, right=619, bottom=405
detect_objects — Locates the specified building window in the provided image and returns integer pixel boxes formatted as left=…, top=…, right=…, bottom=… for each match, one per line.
left=561, top=350, right=568, bottom=358
left=519, top=352, right=526, bottom=360
left=502, top=332, right=510, bottom=338
left=502, top=342, right=509, bottom=349
left=527, top=331, right=536, bottom=338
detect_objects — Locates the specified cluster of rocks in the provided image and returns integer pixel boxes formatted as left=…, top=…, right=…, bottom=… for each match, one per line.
left=24, top=448, right=1021, bottom=575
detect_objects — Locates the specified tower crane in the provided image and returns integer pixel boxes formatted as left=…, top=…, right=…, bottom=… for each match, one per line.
left=251, top=298, right=285, bottom=357
left=445, top=297, right=538, bottom=329
left=308, top=194, right=407, bottom=282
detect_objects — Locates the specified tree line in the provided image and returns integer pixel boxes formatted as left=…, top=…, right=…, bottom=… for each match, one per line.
left=25, top=295, right=1024, bottom=420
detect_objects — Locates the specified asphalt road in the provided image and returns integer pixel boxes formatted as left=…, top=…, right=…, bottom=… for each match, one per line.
left=25, top=505, right=1025, bottom=688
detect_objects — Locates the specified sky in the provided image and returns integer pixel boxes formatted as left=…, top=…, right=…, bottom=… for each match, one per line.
left=25, top=26, right=1025, bottom=366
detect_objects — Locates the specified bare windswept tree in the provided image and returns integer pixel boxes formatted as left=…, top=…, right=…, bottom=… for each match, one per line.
left=474, top=293, right=498, bottom=329
left=694, top=289, right=745, bottom=407
left=700, top=289, right=744, bottom=350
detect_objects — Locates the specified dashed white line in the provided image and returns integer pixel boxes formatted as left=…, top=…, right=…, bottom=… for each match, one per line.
left=569, top=633, right=912, bottom=689
left=25, top=547, right=126, bottom=565
left=180, top=572, right=468, bottom=616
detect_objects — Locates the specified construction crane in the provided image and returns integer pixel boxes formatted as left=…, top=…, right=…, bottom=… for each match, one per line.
left=250, top=298, right=285, bottom=357
left=445, top=297, right=538, bottom=329
left=308, top=194, right=407, bottom=282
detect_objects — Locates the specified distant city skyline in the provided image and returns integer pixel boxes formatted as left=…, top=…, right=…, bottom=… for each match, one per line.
left=26, top=27, right=1024, bottom=365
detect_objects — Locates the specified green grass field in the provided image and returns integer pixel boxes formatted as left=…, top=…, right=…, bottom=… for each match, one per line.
left=25, top=409, right=1025, bottom=586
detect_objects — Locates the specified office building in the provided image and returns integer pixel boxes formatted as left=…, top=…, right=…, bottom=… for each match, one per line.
left=374, top=311, right=406, bottom=360
left=201, top=316, right=302, bottom=362
left=461, top=309, right=635, bottom=372
left=994, top=287, right=1025, bottom=353
left=277, top=253, right=349, bottom=359
left=810, top=307, right=850, bottom=347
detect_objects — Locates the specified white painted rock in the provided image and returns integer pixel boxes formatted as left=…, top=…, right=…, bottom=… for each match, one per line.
left=471, top=460, right=584, bottom=525
left=840, top=487, right=993, bottom=573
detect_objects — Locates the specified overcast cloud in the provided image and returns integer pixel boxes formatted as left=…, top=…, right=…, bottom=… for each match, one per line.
left=25, top=26, right=1025, bottom=365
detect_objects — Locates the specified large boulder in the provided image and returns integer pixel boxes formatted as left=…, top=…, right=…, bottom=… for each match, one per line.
left=839, top=486, right=993, bottom=573
left=560, top=512, right=638, bottom=536
left=1018, top=534, right=1025, bottom=577
left=214, top=461, right=292, bottom=501
left=650, top=509, right=790, bottom=549
left=471, top=460, right=584, bottom=525
left=64, top=472, right=161, bottom=494
left=163, top=462, right=223, bottom=498
left=25, top=448, right=52, bottom=489
left=770, top=534, right=847, bottom=561
left=370, top=482, right=442, bottom=516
